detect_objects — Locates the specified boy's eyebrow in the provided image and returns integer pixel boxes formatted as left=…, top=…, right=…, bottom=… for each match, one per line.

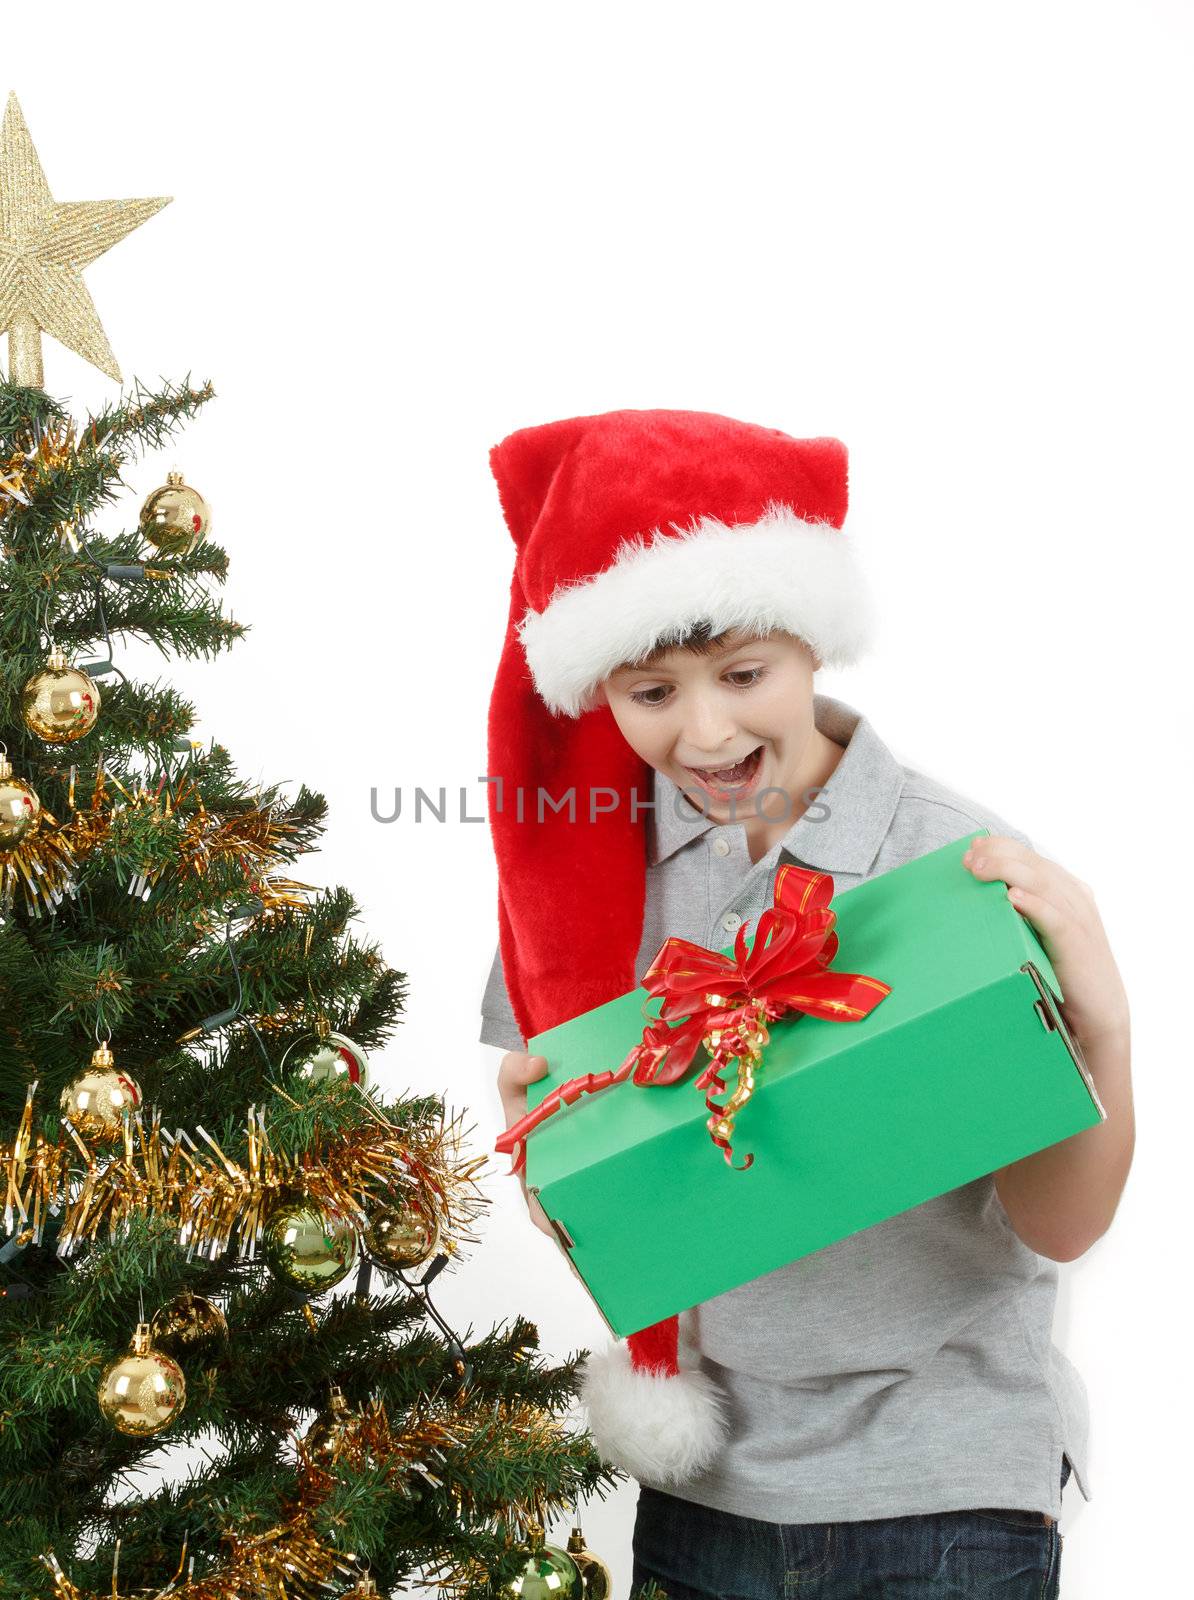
left=611, top=634, right=767, bottom=676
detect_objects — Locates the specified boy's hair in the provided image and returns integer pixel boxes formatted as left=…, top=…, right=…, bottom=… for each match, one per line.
left=621, top=620, right=777, bottom=671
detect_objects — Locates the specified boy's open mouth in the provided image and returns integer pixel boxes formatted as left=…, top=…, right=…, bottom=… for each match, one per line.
left=680, top=743, right=765, bottom=799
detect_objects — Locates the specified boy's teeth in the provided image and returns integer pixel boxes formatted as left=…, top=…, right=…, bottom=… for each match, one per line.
left=695, top=749, right=759, bottom=783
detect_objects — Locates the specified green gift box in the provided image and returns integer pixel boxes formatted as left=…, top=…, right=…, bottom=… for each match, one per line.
left=523, top=830, right=1105, bottom=1338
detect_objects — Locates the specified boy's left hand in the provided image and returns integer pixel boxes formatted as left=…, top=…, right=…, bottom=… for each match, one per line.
left=962, top=836, right=1129, bottom=1050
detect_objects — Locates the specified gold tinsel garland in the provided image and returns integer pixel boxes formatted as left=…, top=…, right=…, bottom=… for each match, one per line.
left=40, top=1511, right=359, bottom=1600
left=1, top=756, right=315, bottom=920
left=40, top=1392, right=583, bottom=1600
left=65, top=759, right=315, bottom=910
left=2, top=1083, right=487, bottom=1263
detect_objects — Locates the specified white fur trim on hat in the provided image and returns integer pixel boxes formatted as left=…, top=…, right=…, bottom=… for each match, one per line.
left=517, top=503, right=876, bottom=718
left=578, top=1341, right=729, bottom=1485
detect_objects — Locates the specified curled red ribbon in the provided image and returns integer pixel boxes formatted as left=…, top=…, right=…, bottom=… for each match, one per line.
left=495, top=863, right=891, bottom=1176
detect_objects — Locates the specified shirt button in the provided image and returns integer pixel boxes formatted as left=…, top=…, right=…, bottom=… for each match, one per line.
left=722, top=911, right=743, bottom=933
left=711, top=836, right=731, bottom=857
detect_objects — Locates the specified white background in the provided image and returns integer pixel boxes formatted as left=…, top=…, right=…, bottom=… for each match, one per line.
left=9, top=2, right=1190, bottom=1594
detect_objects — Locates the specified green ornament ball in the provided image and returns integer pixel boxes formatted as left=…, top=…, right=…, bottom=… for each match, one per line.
left=506, top=1544, right=582, bottom=1600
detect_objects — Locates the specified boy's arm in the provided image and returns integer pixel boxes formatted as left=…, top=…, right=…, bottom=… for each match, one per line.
left=964, top=836, right=1135, bottom=1263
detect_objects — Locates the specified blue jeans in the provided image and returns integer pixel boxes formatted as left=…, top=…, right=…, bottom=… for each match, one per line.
left=631, top=1457, right=1071, bottom=1599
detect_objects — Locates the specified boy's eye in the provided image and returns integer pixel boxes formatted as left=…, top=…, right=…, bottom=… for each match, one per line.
left=626, top=667, right=765, bottom=707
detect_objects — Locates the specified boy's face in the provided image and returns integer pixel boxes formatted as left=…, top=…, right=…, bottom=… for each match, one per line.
left=598, top=629, right=820, bottom=819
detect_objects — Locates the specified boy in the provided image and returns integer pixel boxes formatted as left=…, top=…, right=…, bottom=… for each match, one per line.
left=480, top=408, right=1133, bottom=1596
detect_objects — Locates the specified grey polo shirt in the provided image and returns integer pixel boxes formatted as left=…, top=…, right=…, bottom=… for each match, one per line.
left=480, top=692, right=1090, bottom=1524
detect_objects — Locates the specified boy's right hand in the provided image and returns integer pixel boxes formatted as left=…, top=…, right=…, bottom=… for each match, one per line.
left=497, top=1052, right=557, bottom=1239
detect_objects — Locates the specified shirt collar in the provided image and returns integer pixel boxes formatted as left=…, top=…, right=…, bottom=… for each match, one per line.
left=647, top=693, right=904, bottom=876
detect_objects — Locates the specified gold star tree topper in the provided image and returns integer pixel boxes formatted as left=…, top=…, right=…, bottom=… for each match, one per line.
left=0, top=91, right=170, bottom=386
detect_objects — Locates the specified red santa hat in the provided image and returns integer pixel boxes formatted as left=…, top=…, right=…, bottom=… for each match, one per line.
left=486, top=407, right=873, bottom=1486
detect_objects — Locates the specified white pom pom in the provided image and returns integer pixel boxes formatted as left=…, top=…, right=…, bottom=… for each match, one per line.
left=578, top=1341, right=729, bottom=1485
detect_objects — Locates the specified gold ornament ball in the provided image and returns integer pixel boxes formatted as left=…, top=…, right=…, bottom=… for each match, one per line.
left=296, top=1031, right=370, bottom=1091
left=566, top=1528, right=611, bottom=1600
left=263, top=1201, right=358, bottom=1292
left=506, top=1543, right=582, bottom=1600
left=139, top=469, right=211, bottom=556
left=363, top=1192, right=440, bottom=1271
left=21, top=648, right=100, bottom=744
left=342, top=1578, right=378, bottom=1599
left=150, top=1291, right=228, bottom=1353
left=61, top=1043, right=141, bottom=1138
left=97, top=1323, right=186, bottom=1437
left=303, top=1386, right=355, bottom=1466
left=0, top=754, right=40, bottom=850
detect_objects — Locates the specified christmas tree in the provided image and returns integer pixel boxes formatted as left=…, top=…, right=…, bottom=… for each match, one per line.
left=0, top=93, right=633, bottom=1600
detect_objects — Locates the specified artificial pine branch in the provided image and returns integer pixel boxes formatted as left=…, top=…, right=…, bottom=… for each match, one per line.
left=86, top=377, right=215, bottom=454
left=0, top=386, right=69, bottom=436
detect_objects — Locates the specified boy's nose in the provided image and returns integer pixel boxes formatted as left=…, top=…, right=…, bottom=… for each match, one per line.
left=679, top=698, right=740, bottom=758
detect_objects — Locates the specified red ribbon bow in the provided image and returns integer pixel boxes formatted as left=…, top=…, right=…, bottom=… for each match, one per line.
left=495, top=863, right=891, bottom=1176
